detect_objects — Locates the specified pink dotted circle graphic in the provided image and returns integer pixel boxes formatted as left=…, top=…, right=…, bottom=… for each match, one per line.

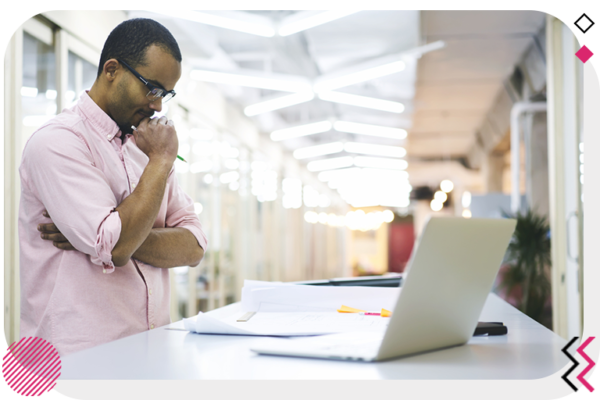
left=2, top=337, right=61, bottom=396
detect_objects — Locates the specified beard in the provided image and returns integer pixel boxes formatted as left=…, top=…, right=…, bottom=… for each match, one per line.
left=110, top=80, right=144, bottom=134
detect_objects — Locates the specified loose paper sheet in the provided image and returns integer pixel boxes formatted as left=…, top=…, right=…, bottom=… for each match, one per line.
left=183, top=280, right=401, bottom=336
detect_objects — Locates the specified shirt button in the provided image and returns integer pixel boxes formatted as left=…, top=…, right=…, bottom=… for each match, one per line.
left=150, top=324, right=155, bottom=329
left=149, top=288, right=152, bottom=295
left=132, top=183, right=137, bottom=189
left=107, top=134, right=111, bottom=140
left=103, top=269, right=107, bottom=274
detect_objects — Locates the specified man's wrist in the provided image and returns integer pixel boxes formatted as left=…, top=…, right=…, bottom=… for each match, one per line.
left=146, top=156, right=174, bottom=173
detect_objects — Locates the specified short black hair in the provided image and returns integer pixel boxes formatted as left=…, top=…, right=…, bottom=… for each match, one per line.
left=97, top=18, right=182, bottom=77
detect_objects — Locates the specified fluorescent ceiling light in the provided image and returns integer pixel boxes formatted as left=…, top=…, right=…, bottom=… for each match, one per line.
left=334, top=121, right=407, bottom=140
left=331, top=176, right=411, bottom=191
left=361, top=168, right=409, bottom=179
left=354, top=156, right=408, bottom=170
left=245, top=92, right=314, bottom=116
left=318, top=167, right=361, bottom=182
left=330, top=178, right=411, bottom=191
left=344, top=142, right=406, bottom=158
left=318, top=91, right=404, bottom=113
left=190, top=69, right=311, bottom=93
left=307, top=156, right=354, bottom=172
left=313, top=60, right=405, bottom=93
left=344, top=194, right=411, bottom=209
left=271, top=121, right=332, bottom=141
left=278, top=11, right=359, bottom=36
left=150, top=10, right=275, bottom=37
left=340, top=193, right=412, bottom=204
left=293, top=142, right=344, bottom=160
left=312, top=42, right=444, bottom=93
left=318, top=167, right=408, bottom=182
left=402, top=40, right=446, bottom=58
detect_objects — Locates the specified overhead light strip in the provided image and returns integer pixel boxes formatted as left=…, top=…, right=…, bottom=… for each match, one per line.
left=307, top=156, right=408, bottom=173
left=318, top=91, right=405, bottom=113
left=307, top=156, right=354, bottom=172
left=312, top=42, right=444, bottom=93
left=245, top=93, right=315, bottom=116
left=150, top=10, right=275, bottom=37
left=344, top=142, right=407, bottom=158
left=313, top=61, right=406, bottom=93
left=318, top=167, right=409, bottom=182
left=334, top=121, right=407, bottom=140
left=190, top=69, right=311, bottom=92
left=271, top=121, right=407, bottom=142
left=278, top=11, right=360, bottom=36
left=270, top=121, right=333, bottom=141
left=293, top=142, right=345, bottom=160
left=292, top=141, right=407, bottom=161
left=354, top=156, right=408, bottom=170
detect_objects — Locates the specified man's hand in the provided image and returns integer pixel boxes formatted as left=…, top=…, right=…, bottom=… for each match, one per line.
left=38, top=210, right=75, bottom=250
left=133, top=116, right=178, bottom=165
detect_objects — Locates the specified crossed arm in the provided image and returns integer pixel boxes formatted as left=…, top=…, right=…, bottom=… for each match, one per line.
left=37, top=157, right=204, bottom=269
left=37, top=117, right=204, bottom=269
left=39, top=214, right=203, bottom=269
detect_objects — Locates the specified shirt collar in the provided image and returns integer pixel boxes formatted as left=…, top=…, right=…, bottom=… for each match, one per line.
left=78, top=91, right=122, bottom=141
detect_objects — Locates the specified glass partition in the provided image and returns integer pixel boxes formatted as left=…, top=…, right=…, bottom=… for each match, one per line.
left=21, top=31, right=56, bottom=134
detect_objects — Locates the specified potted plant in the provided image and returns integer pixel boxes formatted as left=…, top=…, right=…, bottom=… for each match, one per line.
left=496, top=210, right=552, bottom=328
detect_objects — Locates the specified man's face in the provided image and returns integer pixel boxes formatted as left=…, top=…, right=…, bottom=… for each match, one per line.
left=108, top=45, right=181, bottom=133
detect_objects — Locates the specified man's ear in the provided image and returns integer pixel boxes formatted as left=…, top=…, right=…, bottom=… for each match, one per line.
left=103, top=59, right=119, bottom=82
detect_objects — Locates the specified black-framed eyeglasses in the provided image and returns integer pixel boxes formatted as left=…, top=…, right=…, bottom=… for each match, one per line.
left=117, top=59, right=176, bottom=103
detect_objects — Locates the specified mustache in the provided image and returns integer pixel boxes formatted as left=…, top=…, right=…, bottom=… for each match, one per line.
left=138, top=111, right=154, bottom=118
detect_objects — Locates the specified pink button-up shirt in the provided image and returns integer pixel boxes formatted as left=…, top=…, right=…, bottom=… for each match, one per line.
left=18, top=92, right=207, bottom=356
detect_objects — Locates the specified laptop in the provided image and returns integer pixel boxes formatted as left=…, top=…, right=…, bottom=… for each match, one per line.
left=250, top=217, right=516, bottom=362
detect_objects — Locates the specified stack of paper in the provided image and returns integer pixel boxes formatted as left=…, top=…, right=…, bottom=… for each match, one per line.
left=183, top=280, right=401, bottom=337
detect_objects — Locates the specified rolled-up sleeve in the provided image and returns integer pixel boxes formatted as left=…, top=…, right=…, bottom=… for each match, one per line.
left=21, top=125, right=122, bottom=272
left=164, top=172, right=208, bottom=253
left=91, top=210, right=122, bottom=273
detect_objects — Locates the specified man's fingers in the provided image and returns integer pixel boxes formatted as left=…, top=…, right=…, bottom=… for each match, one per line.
left=166, top=119, right=175, bottom=127
left=38, top=231, right=75, bottom=251
left=38, top=223, right=60, bottom=233
left=53, top=241, right=75, bottom=251
left=149, top=116, right=168, bottom=126
left=42, top=210, right=50, bottom=218
left=41, top=232, right=67, bottom=242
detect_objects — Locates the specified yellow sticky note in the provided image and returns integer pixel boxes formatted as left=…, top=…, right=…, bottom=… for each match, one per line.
left=337, top=305, right=366, bottom=313
left=381, top=308, right=392, bottom=317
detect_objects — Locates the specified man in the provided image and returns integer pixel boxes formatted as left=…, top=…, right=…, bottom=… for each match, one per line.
left=18, top=18, right=207, bottom=356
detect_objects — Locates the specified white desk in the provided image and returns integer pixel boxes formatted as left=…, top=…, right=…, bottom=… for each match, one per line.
left=60, top=294, right=568, bottom=380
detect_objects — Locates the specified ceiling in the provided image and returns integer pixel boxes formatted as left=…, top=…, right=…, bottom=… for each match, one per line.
left=128, top=10, right=546, bottom=196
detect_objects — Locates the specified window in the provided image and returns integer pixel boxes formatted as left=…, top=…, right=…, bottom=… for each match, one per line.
left=67, top=51, right=97, bottom=107
left=21, top=31, right=56, bottom=129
